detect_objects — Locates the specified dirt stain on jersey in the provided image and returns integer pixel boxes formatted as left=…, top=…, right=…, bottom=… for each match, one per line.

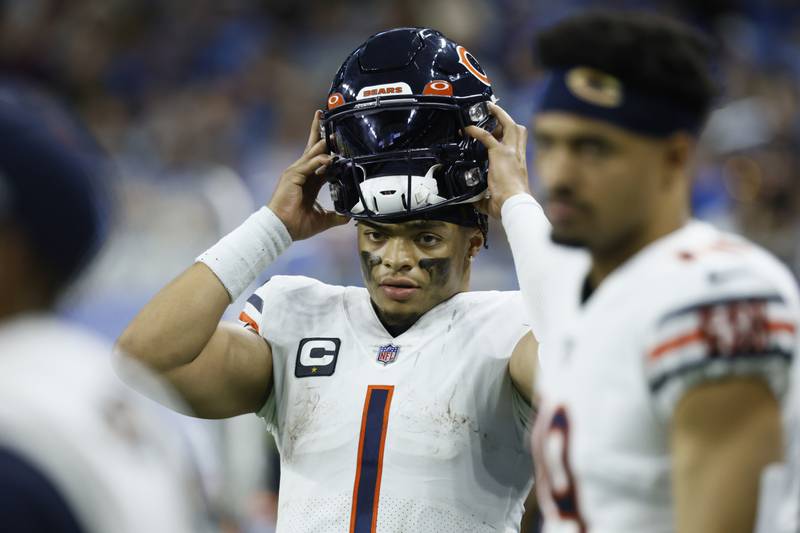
left=284, top=390, right=321, bottom=461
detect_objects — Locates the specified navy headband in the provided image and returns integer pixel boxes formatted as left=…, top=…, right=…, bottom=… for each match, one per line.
left=537, top=67, right=704, bottom=137
left=0, top=86, right=110, bottom=289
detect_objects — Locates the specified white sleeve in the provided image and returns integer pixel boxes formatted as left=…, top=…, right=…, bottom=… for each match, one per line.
left=239, top=276, right=337, bottom=432
left=643, top=280, right=797, bottom=422
left=500, top=194, right=556, bottom=341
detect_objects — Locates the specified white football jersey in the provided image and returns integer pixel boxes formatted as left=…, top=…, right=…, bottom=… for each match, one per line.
left=239, top=276, right=533, bottom=533
left=525, top=221, right=799, bottom=533
left=756, top=345, right=800, bottom=533
left=0, top=315, right=210, bottom=533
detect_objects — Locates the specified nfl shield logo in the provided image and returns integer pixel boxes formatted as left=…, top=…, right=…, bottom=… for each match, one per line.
left=376, top=344, right=399, bottom=365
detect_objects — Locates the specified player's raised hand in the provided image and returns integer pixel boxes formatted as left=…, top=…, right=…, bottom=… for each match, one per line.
left=267, top=111, right=349, bottom=240
left=464, top=103, right=532, bottom=220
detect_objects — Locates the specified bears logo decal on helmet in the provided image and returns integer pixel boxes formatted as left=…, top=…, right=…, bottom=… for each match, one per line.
left=423, top=81, right=454, bottom=96
left=356, top=82, right=413, bottom=100
left=327, top=93, right=345, bottom=110
left=456, top=46, right=491, bottom=86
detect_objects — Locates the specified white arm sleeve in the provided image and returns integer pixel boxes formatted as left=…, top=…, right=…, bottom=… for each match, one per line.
left=500, top=193, right=555, bottom=339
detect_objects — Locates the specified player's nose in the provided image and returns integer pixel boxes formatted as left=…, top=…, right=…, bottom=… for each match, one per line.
left=382, top=237, right=415, bottom=272
left=539, top=146, right=581, bottom=191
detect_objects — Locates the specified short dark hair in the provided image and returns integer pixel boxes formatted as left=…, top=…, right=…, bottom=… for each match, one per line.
left=535, top=10, right=717, bottom=119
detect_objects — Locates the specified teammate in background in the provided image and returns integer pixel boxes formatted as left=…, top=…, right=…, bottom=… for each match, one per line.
left=466, top=11, right=800, bottom=533
left=756, top=363, right=800, bottom=533
left=0, top=84, right=209, bottom=533
left=118, top=28, right=539, bottom=532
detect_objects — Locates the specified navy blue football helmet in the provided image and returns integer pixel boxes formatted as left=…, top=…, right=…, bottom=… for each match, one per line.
left=322, top=28, right=496, bottom=222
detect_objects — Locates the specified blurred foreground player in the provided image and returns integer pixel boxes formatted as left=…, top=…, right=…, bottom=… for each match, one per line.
left=0, top=86, right=208, bottom=533
left=467, top=11, right=800, bottom=533
left=756, top=343, right=800, bottom=533
left=119, top=28, right=539, bottom=532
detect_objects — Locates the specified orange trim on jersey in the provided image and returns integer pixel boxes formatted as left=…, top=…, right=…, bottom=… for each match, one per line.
left=649, top=330, right=705, bottom=361
left=649, top=321, right=796, bottom=361
left=675, top=239, right=751, bottom=262
left=768, top=321, right=797, bottom=334
left=238, top=311, right=259, bottom=333
left=370, top=386, right=393, bottom=532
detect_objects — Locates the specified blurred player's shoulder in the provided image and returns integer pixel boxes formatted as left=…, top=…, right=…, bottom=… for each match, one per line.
left=0, top=315, right=208, bottom=533
left=637, top=221, right=798, bottom=417
left=638, top=220, right=799, bottom=309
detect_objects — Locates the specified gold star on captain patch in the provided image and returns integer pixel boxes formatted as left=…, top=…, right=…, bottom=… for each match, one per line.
left=311, top=367, right=318, bottom=373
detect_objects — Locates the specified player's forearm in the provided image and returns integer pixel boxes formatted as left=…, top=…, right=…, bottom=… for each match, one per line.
left=675, top=448, right=780, bottom=533
left=501, top=194, right=554, bottom=332
left=117, top=263, right=231, bottom=373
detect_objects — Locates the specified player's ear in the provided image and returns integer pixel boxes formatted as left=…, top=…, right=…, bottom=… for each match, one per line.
left=662, top=132, right=694, bottom=187
left=466, top=228, right=484, bottom=263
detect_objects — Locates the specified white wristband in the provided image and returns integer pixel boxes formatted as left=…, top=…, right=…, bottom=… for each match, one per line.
left=196, top=206, right=292, bottom=301
left=500, top=193, right=545, bottom=222
left=500, top=193, right=553, bottom=343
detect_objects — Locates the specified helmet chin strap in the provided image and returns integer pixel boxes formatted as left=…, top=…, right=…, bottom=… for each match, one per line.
left=351, top=164, right=447, bottom=216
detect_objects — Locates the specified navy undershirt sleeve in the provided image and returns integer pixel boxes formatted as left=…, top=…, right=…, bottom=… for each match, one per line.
left=0, top=447, right=86, bottom=533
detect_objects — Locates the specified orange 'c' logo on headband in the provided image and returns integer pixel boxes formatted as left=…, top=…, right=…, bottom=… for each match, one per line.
left=566, top=67, right=623, bottom=108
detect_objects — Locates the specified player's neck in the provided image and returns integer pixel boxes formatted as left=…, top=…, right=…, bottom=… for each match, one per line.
left=588, top=209, right=689, bottom=295
left=370, top=283, right=468, bottom=337
left=0, top=289, right=52, bottom=320
left=372, top=304, right=422, bottom=337
left=0, top=273, right=53, bottom=320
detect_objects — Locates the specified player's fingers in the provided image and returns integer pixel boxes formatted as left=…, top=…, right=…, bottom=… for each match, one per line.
left=516, top=123, right=528, bottom=161
left=304, top=171, right=332, bottom=205
left=295, top=153, right=333, bottom=180
left=464, top=125, right=501, bottom=150
left=491, top=122, right=504, bottom=141
left=487, top=103, right=519, bottom=145
left=322, top=209, right=350, bottom=228
left=299, top=139, right=329, bottom=164
left=305, top=110, right=323, bottom=153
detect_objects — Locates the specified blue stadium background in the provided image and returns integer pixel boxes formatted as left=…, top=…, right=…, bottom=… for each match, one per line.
left=3, top=0, right=797, bottom=530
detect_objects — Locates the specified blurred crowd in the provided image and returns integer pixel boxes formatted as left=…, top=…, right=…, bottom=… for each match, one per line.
left=1, top=0, right=798, bottom=531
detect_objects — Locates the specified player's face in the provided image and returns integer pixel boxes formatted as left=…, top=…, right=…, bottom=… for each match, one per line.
left=533, top=113, right=672, bottom=253
left=357, top=219, right=479, bottom=323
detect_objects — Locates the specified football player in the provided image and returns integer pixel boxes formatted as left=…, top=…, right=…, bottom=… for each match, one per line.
left=0, top=84, right=209, bottom=532
left=466, top=11, right=800, bottom=533
left=118, top=28, right=539, bottom=532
